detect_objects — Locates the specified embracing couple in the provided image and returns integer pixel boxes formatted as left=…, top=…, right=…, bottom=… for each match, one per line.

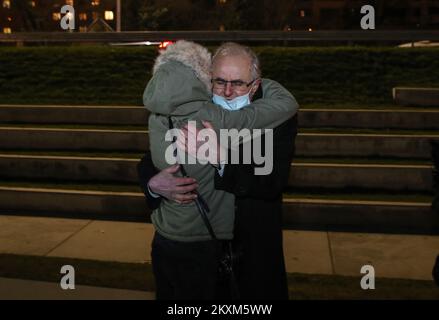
left=139, top=40, right=299, bottom=300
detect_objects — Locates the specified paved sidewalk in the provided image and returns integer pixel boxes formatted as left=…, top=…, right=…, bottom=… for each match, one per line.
left=0, top=277, right=154, bottom=300
left=0, top=214, right=438, bottom=283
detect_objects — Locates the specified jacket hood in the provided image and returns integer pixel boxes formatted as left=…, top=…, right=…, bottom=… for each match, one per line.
left=153, top=40, right=211, bottom=91
left=143, top=40, right=212, bottom=116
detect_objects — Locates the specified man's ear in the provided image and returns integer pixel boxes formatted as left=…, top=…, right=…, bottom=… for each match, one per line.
left=209, top=72, right=215, bottom=91
left=249, top=79, right=261, bottom=98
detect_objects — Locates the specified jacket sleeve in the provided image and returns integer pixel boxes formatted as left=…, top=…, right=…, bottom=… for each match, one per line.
left=198, top=79, right=299, bottom=135
left=137, top=151, right=162, bottom=210
left=214, top=115, right=298, bottom=200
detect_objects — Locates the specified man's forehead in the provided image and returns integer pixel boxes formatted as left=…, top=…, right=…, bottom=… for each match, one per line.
left=212, top=54, right=252, bottom=79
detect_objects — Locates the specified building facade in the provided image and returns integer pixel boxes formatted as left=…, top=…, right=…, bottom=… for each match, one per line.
left=0, top=0, right=117, bottom=33
left=1, top=0, right=439, bottom=33
left=290, top=0, right=439, bottom=30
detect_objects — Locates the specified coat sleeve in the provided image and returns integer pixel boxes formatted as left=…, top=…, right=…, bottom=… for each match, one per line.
left=197, top=79, right=299, bottom=135
left=214, top=115, right=298, bottom=200
left=137, top=151, right=162, bottom=210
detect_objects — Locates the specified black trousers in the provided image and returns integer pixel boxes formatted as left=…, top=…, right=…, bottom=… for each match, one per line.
left=233, top=200, right=289, bottom=300
left=151, top=232, right=229, bottom=300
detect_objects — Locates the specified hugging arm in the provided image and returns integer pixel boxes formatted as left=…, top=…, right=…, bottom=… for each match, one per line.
left=214, top=115, right=298, bottom=200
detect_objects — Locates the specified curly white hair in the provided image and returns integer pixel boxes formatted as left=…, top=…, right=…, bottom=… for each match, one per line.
left=153, top=40, right=212, bottom=91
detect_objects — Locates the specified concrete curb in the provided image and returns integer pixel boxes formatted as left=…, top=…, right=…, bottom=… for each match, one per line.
left=1, top=128, right=438, bottom=157
left=0, top=155, right=140, bottom=183
left=0, top=127, right=149, bottom=151
left=0, top=187, right=436, bottom=234
left=283, top=198, right=438, bottom=234
left=2, top=104, right=439, bottom=129
left=0, top=187, right=148, bottom=219
left=393, top=87, right=439, bottom=107
left=289, top=162, right=433, bottom=192
left=0, top=155, right=434, bottom=191
left=0, top=105, right=148, bottom=125
left=300, top=109, right=439, bottom=129
left=297, top=133, right=439, bottom=158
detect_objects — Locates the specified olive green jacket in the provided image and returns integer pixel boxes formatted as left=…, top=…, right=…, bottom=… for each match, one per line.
left=143, top=59, right=298, bottom=242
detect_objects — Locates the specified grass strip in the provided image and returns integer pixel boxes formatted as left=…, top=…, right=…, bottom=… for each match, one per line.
left=0, top=254, right=437, bottom=300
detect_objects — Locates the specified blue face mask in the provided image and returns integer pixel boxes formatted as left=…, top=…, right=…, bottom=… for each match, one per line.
left=212, top=93, right=251, bottom=111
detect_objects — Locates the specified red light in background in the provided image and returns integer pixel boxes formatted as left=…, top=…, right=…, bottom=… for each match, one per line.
left=159, top=41, right=174, bottom=50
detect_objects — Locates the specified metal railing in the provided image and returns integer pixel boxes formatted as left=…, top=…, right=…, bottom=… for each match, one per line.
left=1, top=30, right=439, bottom=44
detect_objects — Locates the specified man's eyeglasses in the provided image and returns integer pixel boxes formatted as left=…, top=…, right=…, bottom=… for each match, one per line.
left=211, top=78, right=257, bottom=90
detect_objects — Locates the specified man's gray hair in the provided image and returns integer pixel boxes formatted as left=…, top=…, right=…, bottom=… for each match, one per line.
left=212, top=42, right=261, bottom=80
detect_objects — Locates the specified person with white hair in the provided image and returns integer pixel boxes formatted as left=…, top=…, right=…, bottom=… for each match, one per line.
left=142, top=40, right=298, bottom=300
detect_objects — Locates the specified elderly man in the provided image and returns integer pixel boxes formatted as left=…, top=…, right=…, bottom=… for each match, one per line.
left=140, top=42, right=298, bottom=300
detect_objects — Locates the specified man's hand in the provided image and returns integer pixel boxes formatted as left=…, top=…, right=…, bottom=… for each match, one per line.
left=177, top=121, right=225, bottom=166
left=148, top=165, right=198, bottom=204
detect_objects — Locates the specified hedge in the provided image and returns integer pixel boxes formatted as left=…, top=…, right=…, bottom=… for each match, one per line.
left=0, top=46, right=438, bottom=106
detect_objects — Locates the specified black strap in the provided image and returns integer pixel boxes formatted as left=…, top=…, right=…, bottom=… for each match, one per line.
left=168, top=116, right=240, bottom=299
left=168, top=117, right=217, bottom=240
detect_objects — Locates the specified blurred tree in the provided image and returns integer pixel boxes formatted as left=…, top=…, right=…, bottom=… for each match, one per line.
left=222, top=0, right=295, bottom=30
left=137, top=0, right=299, bottom=31
left=139, top=0, right=221, bottom=30
left=11, top=0, right=38, bottom=31
left=122, top=0, right=144, bottom=30
left=139, top=0, right=251, bottom=31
